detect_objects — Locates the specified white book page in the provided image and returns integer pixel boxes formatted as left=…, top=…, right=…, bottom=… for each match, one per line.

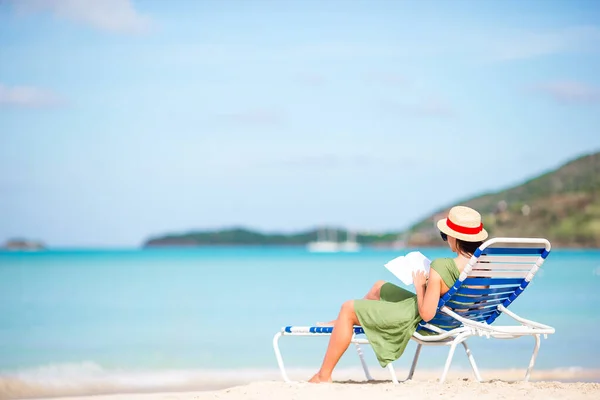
left=384, top=251, right=431, bottom=286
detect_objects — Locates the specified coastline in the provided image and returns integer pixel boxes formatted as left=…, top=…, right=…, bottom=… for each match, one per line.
left=26, top=380, right=600, bottom=400
left=3, top=367, right=600, bottom=400
left=4, top=244, right=600, bottom=252
left=18, top=379, right=600, bottom=400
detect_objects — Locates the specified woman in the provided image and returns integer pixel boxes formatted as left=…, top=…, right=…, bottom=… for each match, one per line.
left=309, top=205, right=488, bottom=383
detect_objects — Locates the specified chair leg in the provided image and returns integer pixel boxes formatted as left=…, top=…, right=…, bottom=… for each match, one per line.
left=387, top=363, right=399, bottom=384
left=461, top=341, right=482, bottom=382
left=439, top=331, right=473, bottom=384
left=273, top=332, right=291, bottom=382
left=525, top=334, right=541, bottom=382
left=407, top=343, right=422, bottom=380
left=439, top=341, right=459, bottom=384
left=354, top=343, right=374, bottom=381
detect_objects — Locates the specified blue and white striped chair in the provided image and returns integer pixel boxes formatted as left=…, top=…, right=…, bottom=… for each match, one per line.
left=273, top=238, right=556, bottom=383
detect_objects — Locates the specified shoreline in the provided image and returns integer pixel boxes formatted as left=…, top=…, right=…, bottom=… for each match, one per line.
left=3, top=367, right=600, bottom=400
left=19, top=379, right=600, bottom=400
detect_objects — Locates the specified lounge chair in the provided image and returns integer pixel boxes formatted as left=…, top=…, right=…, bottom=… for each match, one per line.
left=272, top=237, right=555, bottom=383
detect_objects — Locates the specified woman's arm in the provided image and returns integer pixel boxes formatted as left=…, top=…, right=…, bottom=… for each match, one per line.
left=413, top=269, right=442, bottom=322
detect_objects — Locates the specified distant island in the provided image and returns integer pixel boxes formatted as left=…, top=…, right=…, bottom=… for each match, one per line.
left=144, top=151, right=600, bottom=249
left=144, top=227, right=404, bottom=248
left=2, top=239, right=46, bottom=251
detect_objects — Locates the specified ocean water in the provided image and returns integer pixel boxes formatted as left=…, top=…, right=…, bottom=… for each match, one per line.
left=1, top=247, right=599, bottom=397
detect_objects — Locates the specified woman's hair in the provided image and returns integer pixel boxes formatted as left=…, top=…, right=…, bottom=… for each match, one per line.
left=456, top=239, right=484, bottom=256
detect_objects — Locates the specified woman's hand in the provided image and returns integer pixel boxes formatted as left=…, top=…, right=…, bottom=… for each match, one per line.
left=412, top=270, right=428, bottom=290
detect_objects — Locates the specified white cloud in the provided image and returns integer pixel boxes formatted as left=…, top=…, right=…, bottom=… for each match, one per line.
left=11, top=0, right=151, bottom=34
left=294, top=73, right=327, bottom=87
left=486, top=25, right=600, bottom=62
left=274, top=154, right=375, bottom=169
left=129, top=24, right=600, bottom=70
left=288, top=42, right=396, bottom=59
left=218, top=109, right=284, bottom=125
left=380, top=98, right=455, bottom=118
left=259, top=153, right=416, bottom=170
left=365, top=72, right=407, bottom=86
left=284, top=26, right=600, bottom=64
left=0, top=83, right=64, bottom=108
left=287, top=26, right=600, bottom=64
left=406, top=98, right=454, bottom=117
left=533, top=81, right=600, bottom=104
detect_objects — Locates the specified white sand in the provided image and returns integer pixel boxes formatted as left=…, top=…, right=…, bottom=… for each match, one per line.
left=6, top=369, right=598, bottom=400
left=19, top=379, right=600, bottom=400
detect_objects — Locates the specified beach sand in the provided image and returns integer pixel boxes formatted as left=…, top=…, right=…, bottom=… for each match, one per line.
left=19, top=379, right=600, bottom=400
left=4, top=369, right=599, bottom=400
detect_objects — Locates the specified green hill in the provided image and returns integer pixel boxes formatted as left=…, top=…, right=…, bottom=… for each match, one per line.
left=145, top=227, right=316, bottom=247
left=143, top=227, right=401, bottom=247
left=143, top=151, right=600, bottom=248
left=405, top=151, right=600, bottom=248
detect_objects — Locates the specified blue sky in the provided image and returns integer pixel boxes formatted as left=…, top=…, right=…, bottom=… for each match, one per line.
left=1, top=0, right=599, bottom=247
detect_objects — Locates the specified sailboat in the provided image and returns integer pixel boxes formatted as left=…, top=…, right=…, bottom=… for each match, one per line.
left=307, top=228, right=361, bottom=253
left=339, top=230, right=361, bottom=252
left=306, top=227, right=339, bottom=252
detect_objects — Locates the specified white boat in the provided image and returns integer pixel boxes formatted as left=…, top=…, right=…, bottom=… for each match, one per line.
left=339, top=230, right=361, bottom=252
left=307, top=228, right=339, bottom=252
left=307, top=228, right=361, bottom=252
left=306, top=241, right=340, bottom=252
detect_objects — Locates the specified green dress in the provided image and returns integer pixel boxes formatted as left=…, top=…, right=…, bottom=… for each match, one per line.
left=353, top=258, right=460, bottom=367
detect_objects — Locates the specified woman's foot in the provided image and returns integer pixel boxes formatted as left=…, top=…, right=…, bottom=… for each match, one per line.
left=308, top=372, right=332, bottom=383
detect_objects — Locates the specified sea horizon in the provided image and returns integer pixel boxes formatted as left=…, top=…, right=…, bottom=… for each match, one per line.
left=4, top=244, right=600, bottom=251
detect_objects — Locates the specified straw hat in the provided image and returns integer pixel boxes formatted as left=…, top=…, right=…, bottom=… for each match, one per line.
left=437, top=206, right=488, bottom=242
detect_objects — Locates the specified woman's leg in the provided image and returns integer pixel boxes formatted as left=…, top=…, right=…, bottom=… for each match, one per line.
left=364, top=280, right=386, bottom=300
left=309, top=300, right=360, bottom=383
left=317, top=281, right=387, bottom=326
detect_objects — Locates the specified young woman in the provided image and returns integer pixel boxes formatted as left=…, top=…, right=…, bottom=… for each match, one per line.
left=309, top=205, right=488, bottom=383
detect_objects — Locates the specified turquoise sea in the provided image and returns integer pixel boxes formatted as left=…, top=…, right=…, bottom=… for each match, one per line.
left=1, top=247, right=599, bottom=396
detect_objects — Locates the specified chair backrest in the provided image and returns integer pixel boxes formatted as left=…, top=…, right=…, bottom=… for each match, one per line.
left=419, top=238, right=551, bottom=333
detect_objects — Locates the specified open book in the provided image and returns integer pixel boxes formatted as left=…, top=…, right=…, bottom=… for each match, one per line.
left=384, top=251, right=431, bottom=286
